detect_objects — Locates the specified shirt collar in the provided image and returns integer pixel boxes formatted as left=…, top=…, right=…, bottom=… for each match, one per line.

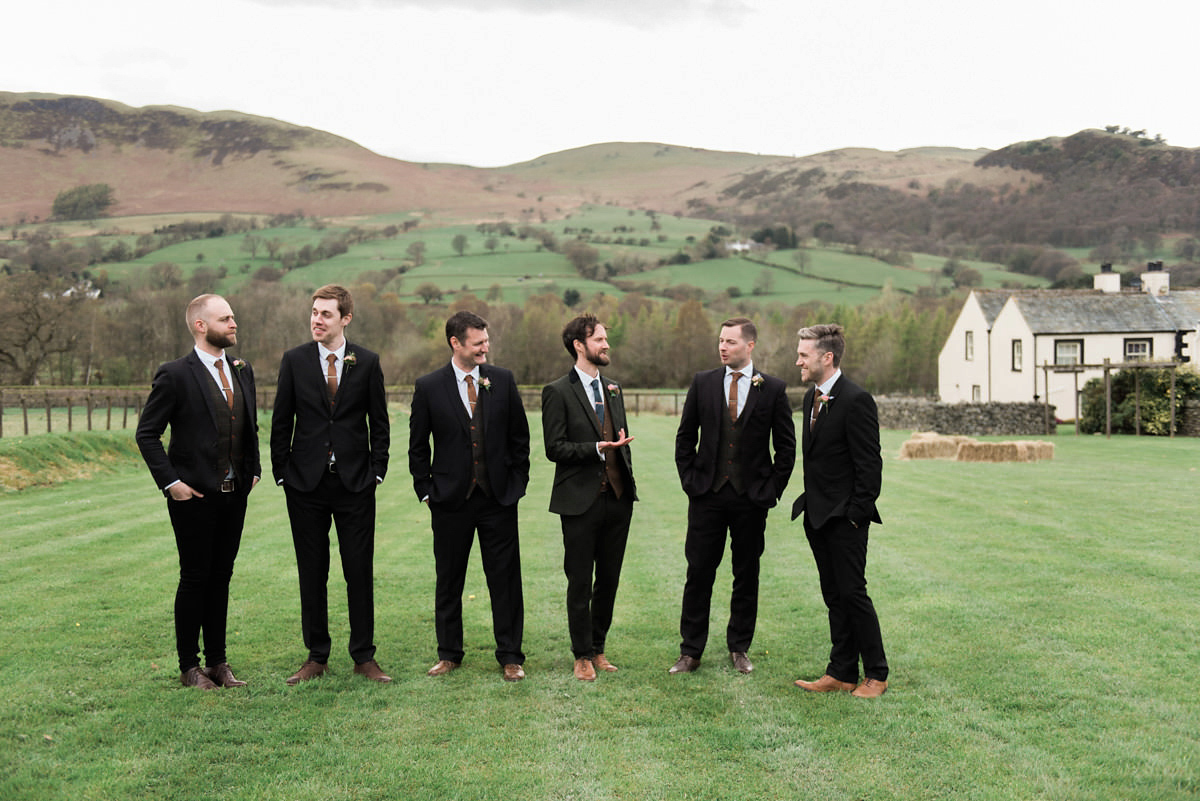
left=318, top=342, right=346, bottom=362
left=726, top=361, right=753, bottom=380
left=452, top=361, right=480, bottom=383
left=194, top=345, right=226, bottom=367
left=816, top=368, right=842, bottom=397
left=575, top=364, right=602, bottom=387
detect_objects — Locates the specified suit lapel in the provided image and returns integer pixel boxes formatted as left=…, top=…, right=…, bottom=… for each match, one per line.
left=738, top=370, right=761, bottom=422
left=442, top=363, right=471, bottom=433
left=185, top=351, right=220, bottom=429
left=570, top=370, right=604, bottom=438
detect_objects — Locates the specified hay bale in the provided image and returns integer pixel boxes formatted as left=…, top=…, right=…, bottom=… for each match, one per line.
left=899, top=432, right=975, bottom=460
left=955, top=440, right=1055, bottom=462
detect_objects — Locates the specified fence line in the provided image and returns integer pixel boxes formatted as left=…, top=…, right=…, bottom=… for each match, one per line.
left=1, top=386, right=816, bottom=438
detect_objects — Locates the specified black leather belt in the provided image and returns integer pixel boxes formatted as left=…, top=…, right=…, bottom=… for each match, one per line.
left=220, top=479, right=236, bottom=493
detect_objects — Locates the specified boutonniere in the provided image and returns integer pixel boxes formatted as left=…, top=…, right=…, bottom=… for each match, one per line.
left=607, top=382, right=620, bottom=397
left=818, top=393, right=833, bottom=409
left=231, top=358, right=247, bottom=371
left=750, top=373, right=764, bottom=388
left=479, top=376, right=492, bottom=391
left=343, top=352, right=357, bottom=369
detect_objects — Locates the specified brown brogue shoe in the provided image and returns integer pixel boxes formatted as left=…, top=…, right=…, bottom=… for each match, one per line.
left=794, top=674, right=857, bottom=693
left=851, top=678, right=889, bottom=698
left=573, top=658, right=597, bottom=681
left=502, top=663, right=526, bottom=682
left=593, top=653, right=618, bottom=673
left=181, top=666, right=219, bottom=690
left=426, top=659, right=460, bottom=677
left=730, top=651, right=754, bottom=674
left=354, top=659, right=392, bottom=683
left=205, top=663, right=247, bottom=688
left=286, top=659, right=328, bottom=686
left=668, top=655, right=700, bottom=674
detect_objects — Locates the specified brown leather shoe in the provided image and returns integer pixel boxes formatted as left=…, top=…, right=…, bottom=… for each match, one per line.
left=668, top=655, right=700, bottom=674
left=593, top=653, right=618, bottom=673
left=205, top=662, right=247, bottom=688
left=573, top=658, right=597, bottom=681
left=730, top=651, right=754, bottom=674
left=794, top=673, right=856, bottom=693
left=851, top=678, right=889, bottom=698
left=502, top=663, right=525, bottom=682
left=181, top=666, right=219, bottom=690
left=426, top=659, right=460, bottom=677
left=353, top=659, right=392, bottom=683
left=285, top=659, right=328, bottom=686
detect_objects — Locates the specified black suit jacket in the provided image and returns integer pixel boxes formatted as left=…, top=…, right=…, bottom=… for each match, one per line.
left=136, top=350, right=260, bottom=496
left=675, top=367, right=795, bottom=508
left=270, top=341, right=389, bottom=494
left=408, top=363, right=530, bottom=507
left=541, top=370, right=637, bottom=516
left=791, top=374, right=883, bottom=529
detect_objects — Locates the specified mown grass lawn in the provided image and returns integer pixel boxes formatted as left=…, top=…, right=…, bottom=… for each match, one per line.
left=2, top=416, right=1197, bottom=800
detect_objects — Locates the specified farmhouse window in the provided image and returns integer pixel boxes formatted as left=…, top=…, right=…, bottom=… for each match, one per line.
left=1011, top=340, right=1023, bottom=371
left=965, top=331, right=975, bottom=361
left=1124, top=338, right=1152, bottom=361
left=1054, top=339, right=1083, bottom=366
left=971, top=385, right=982, bottom=402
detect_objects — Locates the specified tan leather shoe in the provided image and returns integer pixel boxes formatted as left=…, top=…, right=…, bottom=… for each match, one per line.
left=794, top=674, right=856, bottom=692
left=285, top=659, right=328, bottom=686
left=426, top=659, right=460, bottom=677
left=181, top=666, right=219, bottom=690
left=205, top=662, right=247, bottom=688
left=593, top=653, right=618, bottom=672
left=668, top=655, right=700, bottom=674
left=353, top=659, right=392, bottom=683
left=730, top=651, right=754, bottom=674
left=851, top=678, right=889, bottom=698
left=502, top=663, right=525, bottom=682
left=574, top=658, right=597, bottom=681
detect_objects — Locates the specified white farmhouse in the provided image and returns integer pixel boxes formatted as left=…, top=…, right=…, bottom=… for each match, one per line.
left=938, top=264, right=1200, bottom=416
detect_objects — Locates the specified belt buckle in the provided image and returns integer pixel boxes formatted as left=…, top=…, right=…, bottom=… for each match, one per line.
left=220, top=479, right=235, bottom=493
left=327, top=462, right=338, bottom=473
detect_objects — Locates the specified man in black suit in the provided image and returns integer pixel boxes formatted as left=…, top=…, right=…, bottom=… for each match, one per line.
left=791, top=323, right=888, bottom=698
left=409, top=311, right=530, bottom=682
left=542, top=315, right=637, bottom=681
left=137, top=294, right=259, bottom=691
left=271, top=284, right=391, bottom=685
left=671, top=317, right=796, bottom=675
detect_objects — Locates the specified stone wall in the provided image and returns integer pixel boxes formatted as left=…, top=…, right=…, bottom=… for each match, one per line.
left=1181, top=400, right=1200, bottom=437
left=877, top=398, right=1055, bottom=436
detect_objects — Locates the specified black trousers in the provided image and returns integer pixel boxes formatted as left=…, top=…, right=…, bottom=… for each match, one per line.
left=284, top=472, right=377, bottom=665
left=168, top=490, right=246, bottom=673
left=678, top=484, right=767, bottom=658
left=429, top=491, right=524, bottom=665
left=560, top=490, right=634, bottom=659
left=805, top=516, right=888, bottom=683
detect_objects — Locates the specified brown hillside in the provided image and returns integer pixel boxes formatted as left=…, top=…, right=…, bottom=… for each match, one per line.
left=1, top=93, right=1022, bottom=225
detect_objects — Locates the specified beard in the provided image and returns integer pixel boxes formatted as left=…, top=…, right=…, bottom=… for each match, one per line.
left=206, top=329, right=236, bottom=350
left=585, top=347, right=610, bottom=367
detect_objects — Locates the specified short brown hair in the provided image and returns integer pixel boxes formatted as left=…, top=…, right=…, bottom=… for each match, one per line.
left=720, top=317, right=757, bottom=343
left=445, top=310, right=488, bottom=347
left=561, top=314, right=601, bottom=359
left=312, top=284, right=353, bottom=318
left=797, top=323, right=846, bottom=367
left=185, top=294, right=222, bottom=328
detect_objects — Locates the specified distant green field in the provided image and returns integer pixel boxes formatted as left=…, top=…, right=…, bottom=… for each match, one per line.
left=30, top=205, right=1041, bottom=307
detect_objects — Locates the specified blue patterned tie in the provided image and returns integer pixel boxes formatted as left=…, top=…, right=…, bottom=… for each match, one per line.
left=591, top=378, right=605, bottom=426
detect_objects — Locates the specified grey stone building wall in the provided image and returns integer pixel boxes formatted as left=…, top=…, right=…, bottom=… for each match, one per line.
left=1181, top=400, right=1200, bottom=437
left=876, top=398, right=1055, bottom=436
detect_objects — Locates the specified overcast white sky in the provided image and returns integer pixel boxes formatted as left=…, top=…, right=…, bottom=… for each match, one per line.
left=6, top=0, right=1197, bottom=167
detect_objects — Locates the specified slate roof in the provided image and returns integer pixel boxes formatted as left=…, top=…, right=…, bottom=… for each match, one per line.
left=973, top=289, right=1200, bottom=334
